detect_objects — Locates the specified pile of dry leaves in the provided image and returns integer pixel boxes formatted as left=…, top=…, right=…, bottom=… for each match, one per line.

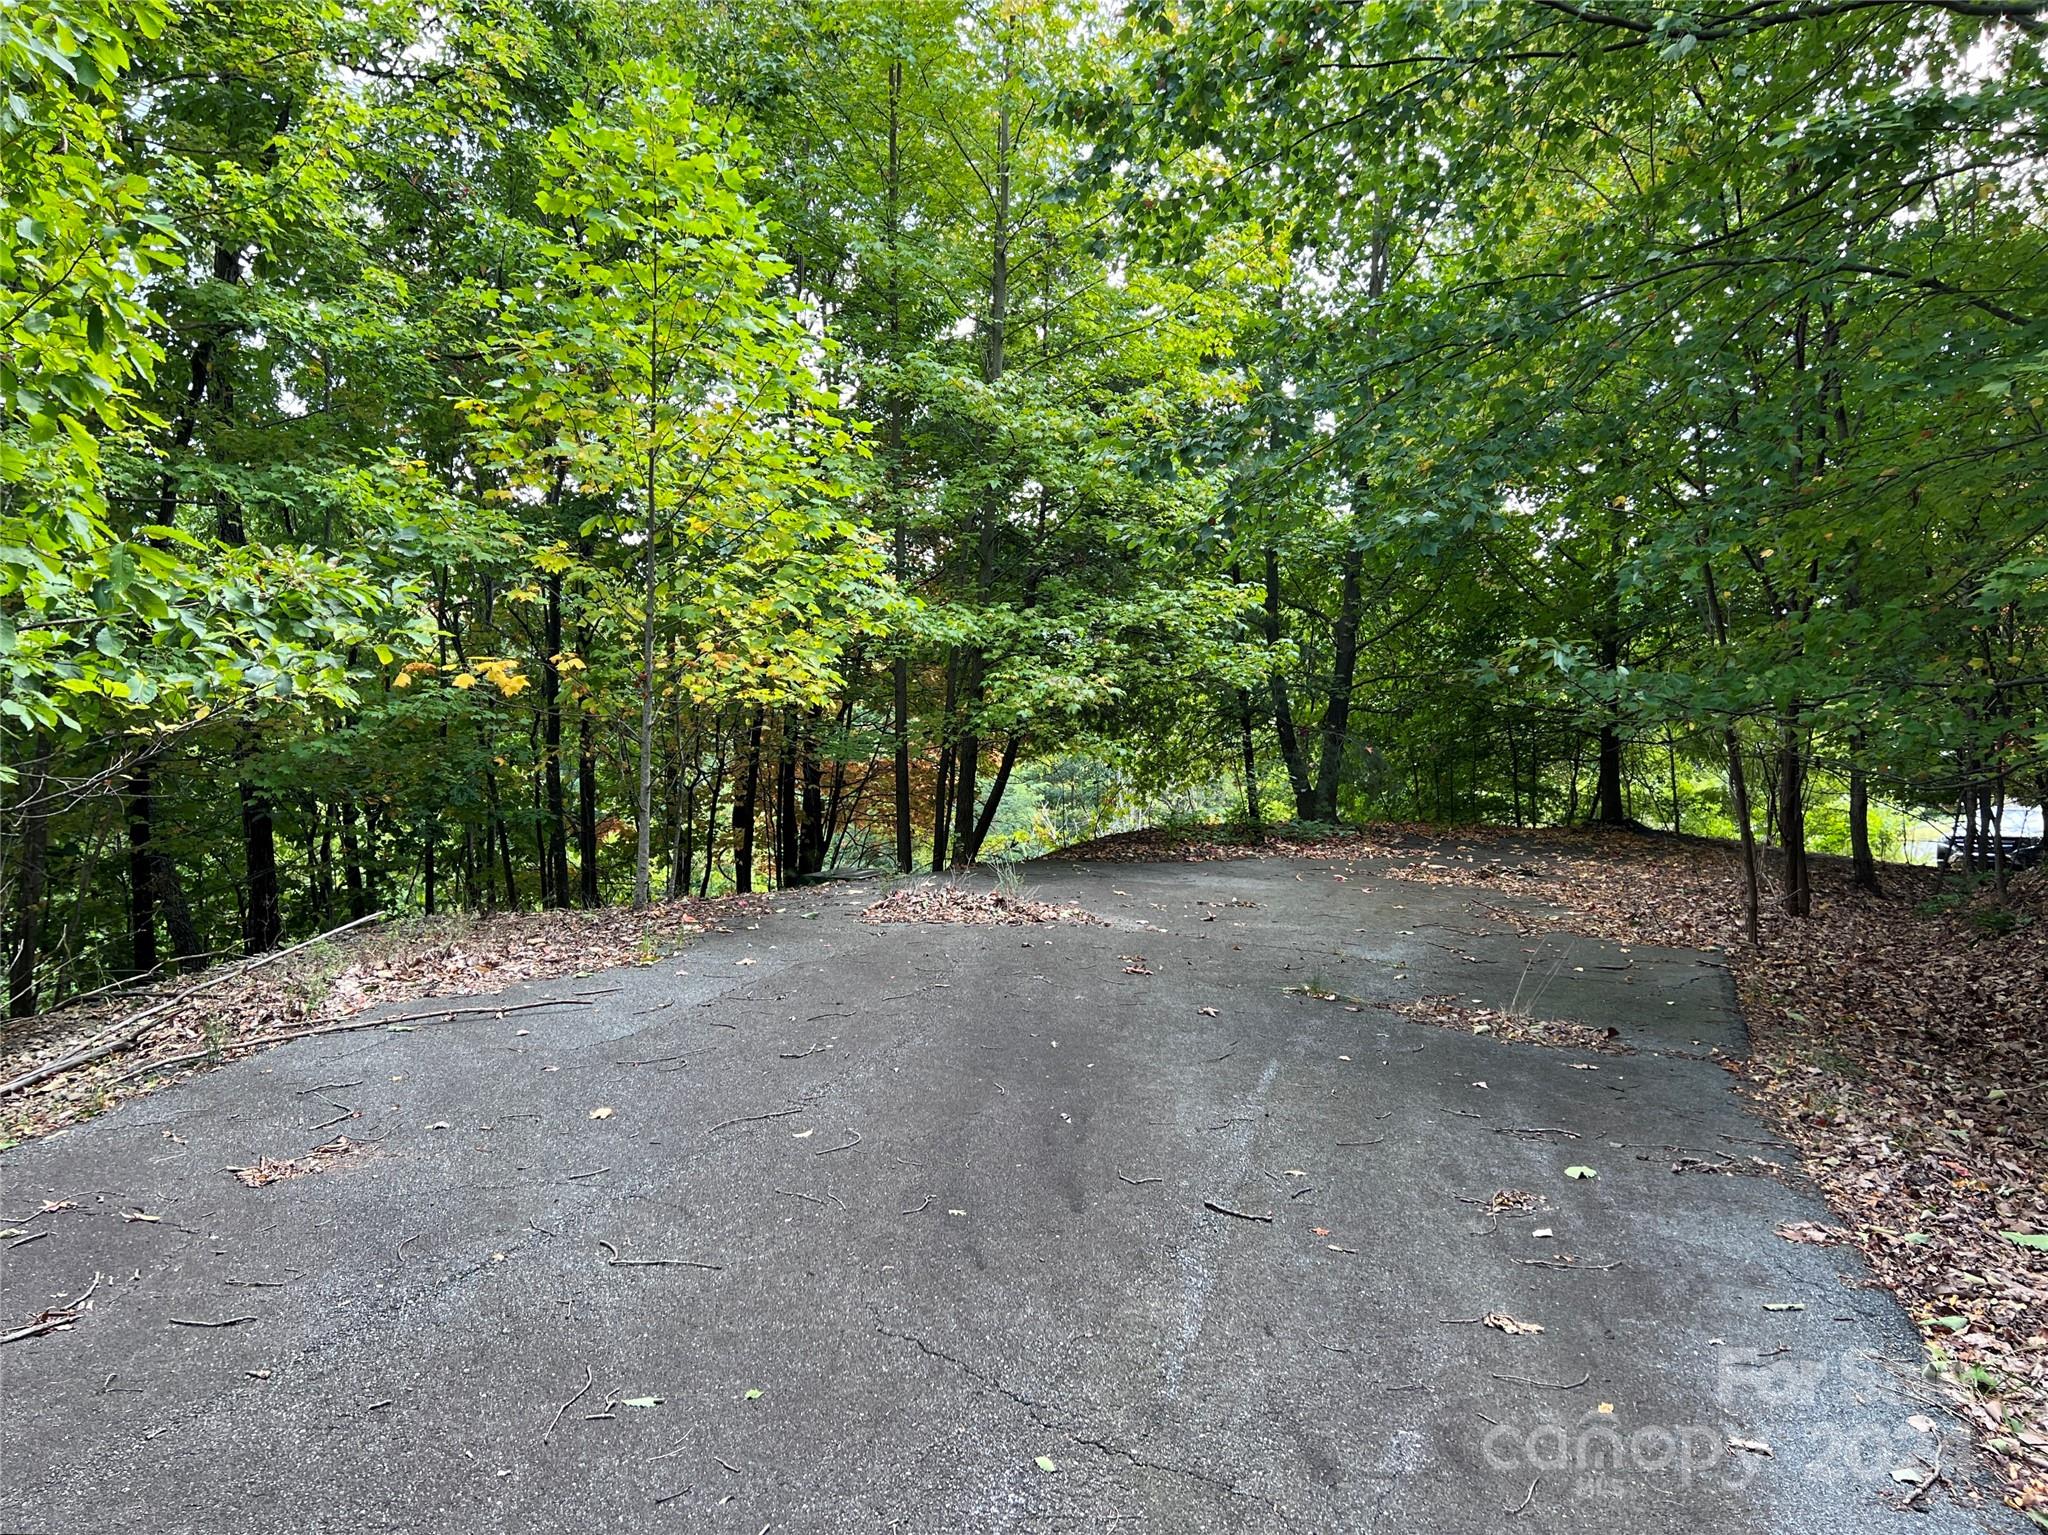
left=1390, top=995, right=1634, bottom=1055
left=1061, top=825, right=1400, bottom=863
left=1090, top=820, right=2048, bottom=1520
left=862, top=882, right=1104, bottom=927
left=0, top=894, right=764, bottom=1146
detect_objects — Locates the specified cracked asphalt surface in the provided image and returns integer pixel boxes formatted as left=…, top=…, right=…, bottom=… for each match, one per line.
left=0, top=844, right=2021, bottom=1533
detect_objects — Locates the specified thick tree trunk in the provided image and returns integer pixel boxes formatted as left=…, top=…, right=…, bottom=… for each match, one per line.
left=1595, top=722, right=1626, bottom=825
left=154, top=857, right=205, bottom=971
left=240, top=774, right=282, bottom=953
left=949, top=716, right=980, bottom=870
left=1848, top=762, right=1880, bottom=894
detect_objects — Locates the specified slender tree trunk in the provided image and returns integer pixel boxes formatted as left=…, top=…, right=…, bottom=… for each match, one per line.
left=947, top=82, right=1011, bottom=872
left=423, top=827, right=436, bottom=918
left=967, top=734, right=1021, bottom=864
left=495, top=813, right=517, bottom=910
left=733, top=708, right=763, bottom=895
left=1777, top=717, right=1810, bottom=917
left=1665, top=726, right=1682, bottom=833
left=126, top=763, right=159, bottom=979
left=776, top=713, right=799, bottom=889
left=1312, top=527, right=1364, bottom=822
left=577, top=703, right=599, bottom=906
left=931, top=658, right=957, bottom=873
left=340, top=798, right=368, bottom=919
left=800, top=716, right=826, bottom=877
left=885, top=55, right=915, bottom=877
left=673, top=776, right=696, bottom=902
left=698, top=726, right=727, bottom=899
left=1725, top=727, right=1761, bottom=947
left=6, top=738, right=52, bottom=1016
left=543, top=569, right=570, bottom=908
left=635, top=446, right=659, bottom=909
left=1264, top=547, right=1313, bottom=817
left=1240, top=692, right=1262, bottom=838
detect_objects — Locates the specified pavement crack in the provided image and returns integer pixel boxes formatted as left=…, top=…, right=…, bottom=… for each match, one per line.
left=873, top=1320, right=1244, bottom=1499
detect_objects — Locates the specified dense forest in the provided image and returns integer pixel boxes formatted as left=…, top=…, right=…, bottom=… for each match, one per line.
left=3, top=0, right=2044, bottom=1012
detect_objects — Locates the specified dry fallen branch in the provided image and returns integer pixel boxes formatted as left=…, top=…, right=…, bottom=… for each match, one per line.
left=1203, top=1199, right=1273, bottom=1223
left=596, top=1239, right=722, bottom=1272
left=543, top=1363, right=593, bottom=1444
left=110, top=997, right=596, bottom=1088
left=705, top=1107, right=803, bottom=1134
left=0, top=912, right=389, bottom=1097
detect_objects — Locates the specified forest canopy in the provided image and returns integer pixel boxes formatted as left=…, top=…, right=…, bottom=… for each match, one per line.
left=3, top=0, right=2045, bottom=1011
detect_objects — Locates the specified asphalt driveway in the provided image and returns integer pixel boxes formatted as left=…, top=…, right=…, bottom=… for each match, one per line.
left=0, top=845, right=2015, bottom=1533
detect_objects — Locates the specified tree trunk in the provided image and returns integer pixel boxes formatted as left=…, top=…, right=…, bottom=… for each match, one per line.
left=1595, top=722, right=1625, bottom=825
left=967, top=734, right=1021, bottom=864
left=126, top=763, right=159, bottom=979
left=1311, top=500, right=1365, bottom=823
left=776, top=713, right=799, bottom=889
left=153, top=856, right=205, bottom=971
left=1264, top=547, right=1314, bottom=818
left=800, top=715, right=826, bottom=877
left=543, top=569, right=570, bottom=908
left=240, top=772, right=282, bottom=953
left=1240, top=692, right=1262, bottom=838
left=6, top=738, right=53, bottom=1016
left=634, top=462, right=659, bottom=909
left=1777, top=718, right=1810, bottom=917
left=733, top=708, right=763, bottom=895
left=698, top=727, right=727, bottom=898
left=931, top=658, right=958, bottom=873
left=1725, top=727, right=1761, bottom=947
left=340, top=798, right=368, bottom=920
left=885, top=56, right=915, bottom=877
left=1848, top=762, right=1880, bottom=894
left=577, top=702, right=600, bottom=906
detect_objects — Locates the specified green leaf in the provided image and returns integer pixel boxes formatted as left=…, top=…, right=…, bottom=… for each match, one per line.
left=2003, top=1233, right=2048, bottom=1251
left=1034, top=1457, right=1058, bottom=1473
left=744, top=1388, right=762, bottom=1401
left=1563, top=1166, right=1596, bottom=1180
